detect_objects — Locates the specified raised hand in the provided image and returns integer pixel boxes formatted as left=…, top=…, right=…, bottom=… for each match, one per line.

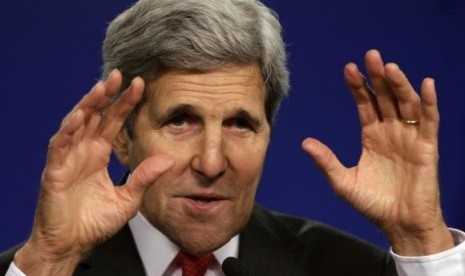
left=14, top=70, right=174, bottom=274
left=302, top=50, right=454, bottom=255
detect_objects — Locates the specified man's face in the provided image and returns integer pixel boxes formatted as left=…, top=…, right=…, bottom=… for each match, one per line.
left=115, top=64, right=270, bottom=254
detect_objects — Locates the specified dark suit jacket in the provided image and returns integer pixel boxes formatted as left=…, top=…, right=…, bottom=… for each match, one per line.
left=0, top=204, right=397, bottom=275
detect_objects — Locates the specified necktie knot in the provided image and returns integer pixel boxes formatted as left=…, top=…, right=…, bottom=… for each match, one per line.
left=174, top=251, right=215, bottom=276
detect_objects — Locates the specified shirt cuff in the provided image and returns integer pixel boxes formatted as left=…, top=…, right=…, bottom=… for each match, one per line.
left=391, top=228, right=465, bottom=276
left=5, top=262, right=27, bottom=276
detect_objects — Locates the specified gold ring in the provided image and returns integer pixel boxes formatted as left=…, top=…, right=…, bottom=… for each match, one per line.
left=402, top=120, right=420, bottom=125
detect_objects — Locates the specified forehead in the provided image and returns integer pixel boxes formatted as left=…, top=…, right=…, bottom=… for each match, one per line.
left=145, top=64, right=266, bottom=113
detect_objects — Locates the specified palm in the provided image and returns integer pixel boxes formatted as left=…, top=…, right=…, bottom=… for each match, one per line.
left=344, top=121, right=438, bottom=227
left=39, top=139, right=124, bottom=249
left=31, top=70, right=174, bottom=255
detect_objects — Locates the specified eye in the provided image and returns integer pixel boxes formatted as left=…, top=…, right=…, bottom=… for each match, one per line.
left=168, top=114, right=189, bottom=127
left=164, top=114, right=198, bottom=135
left=225, top=117, right=255, bottom=132
left=234, top=118, right=253, bottom=130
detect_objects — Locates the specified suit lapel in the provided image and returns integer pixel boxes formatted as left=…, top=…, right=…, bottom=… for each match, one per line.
left=74, top=225, right=146, bottom=276
left=238, top=205, right=309, bottom=275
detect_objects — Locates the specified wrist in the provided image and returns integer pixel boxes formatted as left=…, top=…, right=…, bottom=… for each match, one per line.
left=14, top=239, right=83, bottom=276
left=388, top=223, right=454, bottom=256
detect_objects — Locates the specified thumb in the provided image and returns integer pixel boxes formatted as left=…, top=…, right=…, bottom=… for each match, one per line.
left=301, top=138, right=347, bottom=195
left=124, top=154, right=175, bottom=201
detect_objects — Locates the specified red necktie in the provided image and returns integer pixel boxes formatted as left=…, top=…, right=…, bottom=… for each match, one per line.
left=174, top=251, right=215, bottom=276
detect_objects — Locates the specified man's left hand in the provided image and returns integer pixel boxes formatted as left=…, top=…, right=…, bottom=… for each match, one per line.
left=302, top=49, right=454, bottom=256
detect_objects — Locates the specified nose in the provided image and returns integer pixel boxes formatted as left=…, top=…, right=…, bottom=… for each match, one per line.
left=191, top=126, right=227, bottom=180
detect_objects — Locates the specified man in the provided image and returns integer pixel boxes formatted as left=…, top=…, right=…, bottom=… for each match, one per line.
left=1, top=0, right=464, bottom=275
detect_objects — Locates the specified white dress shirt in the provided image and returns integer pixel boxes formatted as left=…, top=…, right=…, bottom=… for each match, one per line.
left=6, top=219, right=465, bottom=276
left=391, top=228, right=465, bottom=275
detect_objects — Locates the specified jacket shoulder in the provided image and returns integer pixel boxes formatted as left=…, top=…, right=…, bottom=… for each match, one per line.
left=239, top=205, right=397, bottom=275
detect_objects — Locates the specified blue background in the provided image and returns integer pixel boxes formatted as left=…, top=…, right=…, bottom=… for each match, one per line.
left=1, top=0, right=465, bottom=251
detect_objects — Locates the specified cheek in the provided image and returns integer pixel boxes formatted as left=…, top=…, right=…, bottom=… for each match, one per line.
left=231, top=140, right=268, bottom=197
left=230, top=152, right=265, bottom=225
left=127, top=137, right=153, bottom=170
left=129, top=133, right=190, bottom=169
left=232, top=137, right=268, bottom=174
left=139, top=166, right=183, bottom=225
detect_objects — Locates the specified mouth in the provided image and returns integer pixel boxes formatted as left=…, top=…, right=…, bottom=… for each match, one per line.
left=179, top=194, right=228, bottom=213
left=190, top=195, right=222, bottom=203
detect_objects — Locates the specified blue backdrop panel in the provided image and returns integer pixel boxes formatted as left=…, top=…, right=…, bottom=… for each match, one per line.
left=1, top=0, right=464, bottom=251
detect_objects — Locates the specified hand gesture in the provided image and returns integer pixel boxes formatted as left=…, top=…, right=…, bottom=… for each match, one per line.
left=302, top=50, right=453, bottom=255
left=15, top=70, right=174, bottom=274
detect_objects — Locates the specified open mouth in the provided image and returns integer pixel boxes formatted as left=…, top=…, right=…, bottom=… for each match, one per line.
left=194, top=198, right=214, bottom=204
left=190, top=196, right=221, bottom=204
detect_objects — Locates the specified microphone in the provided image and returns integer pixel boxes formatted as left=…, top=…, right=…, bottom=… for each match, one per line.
left=222, top=257, right=253, bottom=276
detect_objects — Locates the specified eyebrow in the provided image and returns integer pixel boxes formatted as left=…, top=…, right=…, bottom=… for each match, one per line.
left=157, top=104, right=198, bottom=123
left=234, top=108, right=263, bottom=129
left=155, top=103, right=264, bottom=128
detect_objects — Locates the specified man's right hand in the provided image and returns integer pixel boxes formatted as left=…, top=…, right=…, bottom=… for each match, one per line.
left=14, top=70, right=174, bottom=275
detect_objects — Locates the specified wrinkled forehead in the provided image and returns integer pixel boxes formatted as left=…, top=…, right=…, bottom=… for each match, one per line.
left=144, top=64, right=267, bottom=113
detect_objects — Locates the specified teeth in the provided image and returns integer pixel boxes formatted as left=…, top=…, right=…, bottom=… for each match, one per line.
left=195, top=199, right=209, bottom=204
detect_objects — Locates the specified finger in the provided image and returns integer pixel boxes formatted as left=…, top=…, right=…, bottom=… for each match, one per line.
left=344, top=63, right=381, bottom=126
left=83, top=113, right=102, bottom=139
left=45, top=83, right=106, bottom=167
left=99, top=77, right=145, bottom=142
left=301, top=137, right=348, bottom=197
left=103, top=69, right=123, bottom=100
left=418, top=78, right=439, bottom=140
left=365, top=49, right=399, bottom=120
left=53, top=81, right=106, bottom=145
left=47, top=109, right=85, bottom=166
left=120, top=154, right=175, bottom=202
left=90, top=69, right=124, bottom=111
left=80, top=70, right=124, bottom=139
left=46, top=71, right=123, bottom=165
left=59, top=81, right=102, bottom=127
left=68, top=69, right=122, bottom=118
left=384, top=63, right=422, bottom=121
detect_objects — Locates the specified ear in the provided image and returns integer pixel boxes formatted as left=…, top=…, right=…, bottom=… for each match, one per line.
left=113, top=128, right=131, bottom=166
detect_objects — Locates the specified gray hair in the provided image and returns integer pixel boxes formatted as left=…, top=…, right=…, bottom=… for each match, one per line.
left=102, top=0, right=289, bottom=137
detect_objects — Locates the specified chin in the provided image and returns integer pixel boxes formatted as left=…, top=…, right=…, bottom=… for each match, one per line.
left=166, top=221, right=240, bottom=255
left=176, top=230, right=232, bottom=255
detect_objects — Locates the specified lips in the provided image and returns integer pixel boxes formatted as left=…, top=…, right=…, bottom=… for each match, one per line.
left=187, top=195, right=225, bottom=206
left=190, top=195, right=222, bottom=203
left=179, top=191, right=227, bottom=202
left=179, top=193, right=228, bottom=213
